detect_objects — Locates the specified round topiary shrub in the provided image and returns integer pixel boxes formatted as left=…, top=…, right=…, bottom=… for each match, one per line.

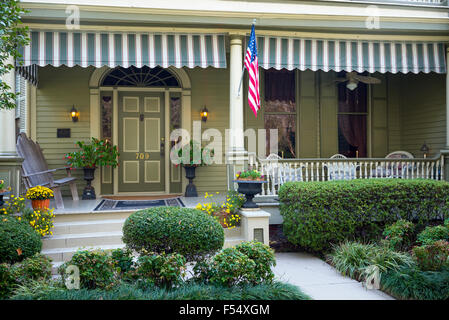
left=122, top=207, right=224, bottom=261
left=0, top=216, right=42, bottom=264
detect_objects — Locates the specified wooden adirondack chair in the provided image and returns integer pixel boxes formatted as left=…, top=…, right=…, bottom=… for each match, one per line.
left=16, top=133, right=78, bottom=209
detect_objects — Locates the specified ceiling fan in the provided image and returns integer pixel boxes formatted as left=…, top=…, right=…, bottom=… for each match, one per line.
left=336, top=71, right=381, bottom=90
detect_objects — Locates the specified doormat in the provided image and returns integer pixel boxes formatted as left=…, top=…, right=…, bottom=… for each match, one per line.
left=93, top=197, right=185, bottom=211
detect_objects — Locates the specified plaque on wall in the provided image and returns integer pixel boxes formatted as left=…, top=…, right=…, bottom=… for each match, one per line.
left=57, top=128, right=71, bottom=138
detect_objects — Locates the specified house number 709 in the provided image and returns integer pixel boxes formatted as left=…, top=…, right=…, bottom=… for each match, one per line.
left=136, top=153, right=150, bottom=160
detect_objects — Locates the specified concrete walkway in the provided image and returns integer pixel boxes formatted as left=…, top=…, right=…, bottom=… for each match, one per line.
left=274, top=252, right=394, bottom=300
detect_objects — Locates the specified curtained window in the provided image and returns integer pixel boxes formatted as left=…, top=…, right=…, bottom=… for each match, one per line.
left=264, top=69, right=296, bottom=158
left=337, top=74, right=368, bottom=158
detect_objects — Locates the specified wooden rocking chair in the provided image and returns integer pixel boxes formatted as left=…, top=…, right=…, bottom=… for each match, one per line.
left=16, top=133, right=78, bottom=209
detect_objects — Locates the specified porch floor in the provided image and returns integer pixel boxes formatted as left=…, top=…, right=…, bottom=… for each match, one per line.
left=49, top=194, right=228, bottom=215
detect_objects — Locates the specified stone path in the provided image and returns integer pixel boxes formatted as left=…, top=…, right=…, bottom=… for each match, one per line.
left=274, top=252, right=394, bottom=300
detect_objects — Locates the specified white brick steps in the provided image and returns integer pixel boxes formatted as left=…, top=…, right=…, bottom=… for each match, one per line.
left=52, top=219, right=126, bottom=235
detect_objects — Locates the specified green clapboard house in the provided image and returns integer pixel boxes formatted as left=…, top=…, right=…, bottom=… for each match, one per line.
left=1, top=0, right=449, bottom=200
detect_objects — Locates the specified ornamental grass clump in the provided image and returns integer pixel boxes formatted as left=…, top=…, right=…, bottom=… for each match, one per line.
left=328, top=241, right=413, bottom=282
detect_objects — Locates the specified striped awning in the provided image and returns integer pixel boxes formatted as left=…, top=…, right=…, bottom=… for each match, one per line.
left=16, top=65, right=38, bottom=86
left=254, top=36, right=447, bottom=74
left=17, top=31, right=227, bottom=69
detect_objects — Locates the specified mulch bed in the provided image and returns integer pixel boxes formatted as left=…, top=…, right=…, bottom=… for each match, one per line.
left=269, top=224, right=302, bottom=252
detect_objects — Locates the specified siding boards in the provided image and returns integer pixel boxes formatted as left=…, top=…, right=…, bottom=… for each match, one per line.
left=36, top=66, right=94, bottom=196
left=399, top=73, right=446, bottom=157
left=187, top=67, right=229, bottom=193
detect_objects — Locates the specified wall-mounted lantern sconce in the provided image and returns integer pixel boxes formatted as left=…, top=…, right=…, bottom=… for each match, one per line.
left=200, top=106, right=209, bottom=122
left=70, top=105, right=80, bottom=122
left=420, top=142, right=430, bottom=158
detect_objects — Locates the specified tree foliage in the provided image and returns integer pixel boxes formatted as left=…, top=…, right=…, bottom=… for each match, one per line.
left=0, top=0, right=29, bottom=110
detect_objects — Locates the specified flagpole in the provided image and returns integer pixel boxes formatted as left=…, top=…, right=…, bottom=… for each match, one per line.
left=237, top=19, right=257, bottom=96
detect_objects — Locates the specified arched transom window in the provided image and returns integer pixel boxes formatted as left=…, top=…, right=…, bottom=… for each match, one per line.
left=101, top=66, right=180, bottom=87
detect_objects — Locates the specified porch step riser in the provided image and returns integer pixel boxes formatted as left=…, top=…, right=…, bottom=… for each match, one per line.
left=43, top=235, right=123, bottom=250
left=52, top=221, right=125, bottom=235
left=54, top=211, right=134, bottom=223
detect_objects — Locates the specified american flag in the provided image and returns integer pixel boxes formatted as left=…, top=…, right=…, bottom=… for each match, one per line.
left=244, top=24, right=260, bottom=117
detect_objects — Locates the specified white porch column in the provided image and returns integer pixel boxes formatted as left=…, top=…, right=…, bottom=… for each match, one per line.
left=442, top=46, right=449, bottom=182
left=0, top=57, right=22, bottom=196
left=0, top=57, right=17, bottom=157
left=446, top=46, right=449, bottom=148
left=227, top=35, right=247, bottom=189
left=228, top=35, right=245, bottom=155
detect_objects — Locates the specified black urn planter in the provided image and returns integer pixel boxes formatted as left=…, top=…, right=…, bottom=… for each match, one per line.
left=234, top=180, right=267, bottom=209
left=82, top=167, right=97, bottom=200
left=184, top=165, right=198, bottom=197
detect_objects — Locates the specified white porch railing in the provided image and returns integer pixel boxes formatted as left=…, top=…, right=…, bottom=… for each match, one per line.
left=245, top=154, right=444, bottom=197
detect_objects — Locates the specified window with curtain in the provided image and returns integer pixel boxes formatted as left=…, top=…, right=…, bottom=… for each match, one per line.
left=264, top=69, right=296, bottom=158
left=337, top=73, right=368, bottom=158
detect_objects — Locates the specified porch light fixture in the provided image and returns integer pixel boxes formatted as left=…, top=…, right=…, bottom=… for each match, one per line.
left=200, top=106, right=209, bottom=122
left=420, top=143, right=430, bottom=158
left=70, top=105, right=79, bottom=122
left=346, top=80, right=358, bottom=91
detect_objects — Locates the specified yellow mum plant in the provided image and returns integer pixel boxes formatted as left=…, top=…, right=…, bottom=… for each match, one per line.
left=25, top=186, right=54, bottom=200
left=195, top=191, right=245, bottom=229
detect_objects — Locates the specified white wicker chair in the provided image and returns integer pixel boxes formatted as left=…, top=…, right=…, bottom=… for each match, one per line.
left=325, top=153, right=359, bottom=180
left=371, top=151, right=414, bottom=178
left=262, top=153, right=303, bottom=185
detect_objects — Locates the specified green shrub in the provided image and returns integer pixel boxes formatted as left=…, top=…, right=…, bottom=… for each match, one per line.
left=59, top=249, right=117, bottom=290
left=11, top=253, right=52, bottom=286
left=132, top=252, right=186, bottom=288
left=234, top=241, right=276, bottom=284
left=417, top=225, right=449, bottom=245
left=0, top=216, right=42, bottom=264
left=279, top=179, right=449, bottom=252
left=10, top=281, right=311, bottom=300
left=382, top=220, right=415, bottom=251
left=111, top=248, right=135, bottom=275
left=0, top=254, right=52, bottom=299
left=381, top=265, right=449, bottom=300
left=328, top=241, right=414, bottom=281
left=122, top=207, right=224, bottom=261
left=412, top=240, right=449, bottom=271
left=209, top=247, right=257, bottom=287
left=0, top=263, right=15, bottom=299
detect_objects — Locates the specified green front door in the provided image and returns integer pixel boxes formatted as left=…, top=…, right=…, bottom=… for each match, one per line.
left=118, top=92, right=165, bottom=193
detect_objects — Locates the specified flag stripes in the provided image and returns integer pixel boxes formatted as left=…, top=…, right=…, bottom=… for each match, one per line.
left=248, top=36, right=446, bottom=74
left=18, top=31, right=227, bottom=69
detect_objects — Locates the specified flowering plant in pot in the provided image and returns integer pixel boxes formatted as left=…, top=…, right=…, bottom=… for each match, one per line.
left=0, top=180, right=10, bottom=207
left=25, top=185, right=54, bottom=210
left=234, top=169, right=267, bottom=209
left=172, top=140, right=214, bottom=197
left=64, top=138, right=119, bottom=200
left=195, top=191, right=245, bottom=229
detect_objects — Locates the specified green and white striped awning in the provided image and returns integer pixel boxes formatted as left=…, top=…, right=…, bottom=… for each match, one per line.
left=254, top=36, right=447, bottom=74
left=18, top=31, right=227, bottom=69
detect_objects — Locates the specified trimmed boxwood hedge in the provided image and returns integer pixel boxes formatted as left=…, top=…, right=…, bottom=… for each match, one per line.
left=279, top=179, right=449, bottom=252
left=0, top=217, right=42, bottom=264
left=122, top=207, right=224, bottom=261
